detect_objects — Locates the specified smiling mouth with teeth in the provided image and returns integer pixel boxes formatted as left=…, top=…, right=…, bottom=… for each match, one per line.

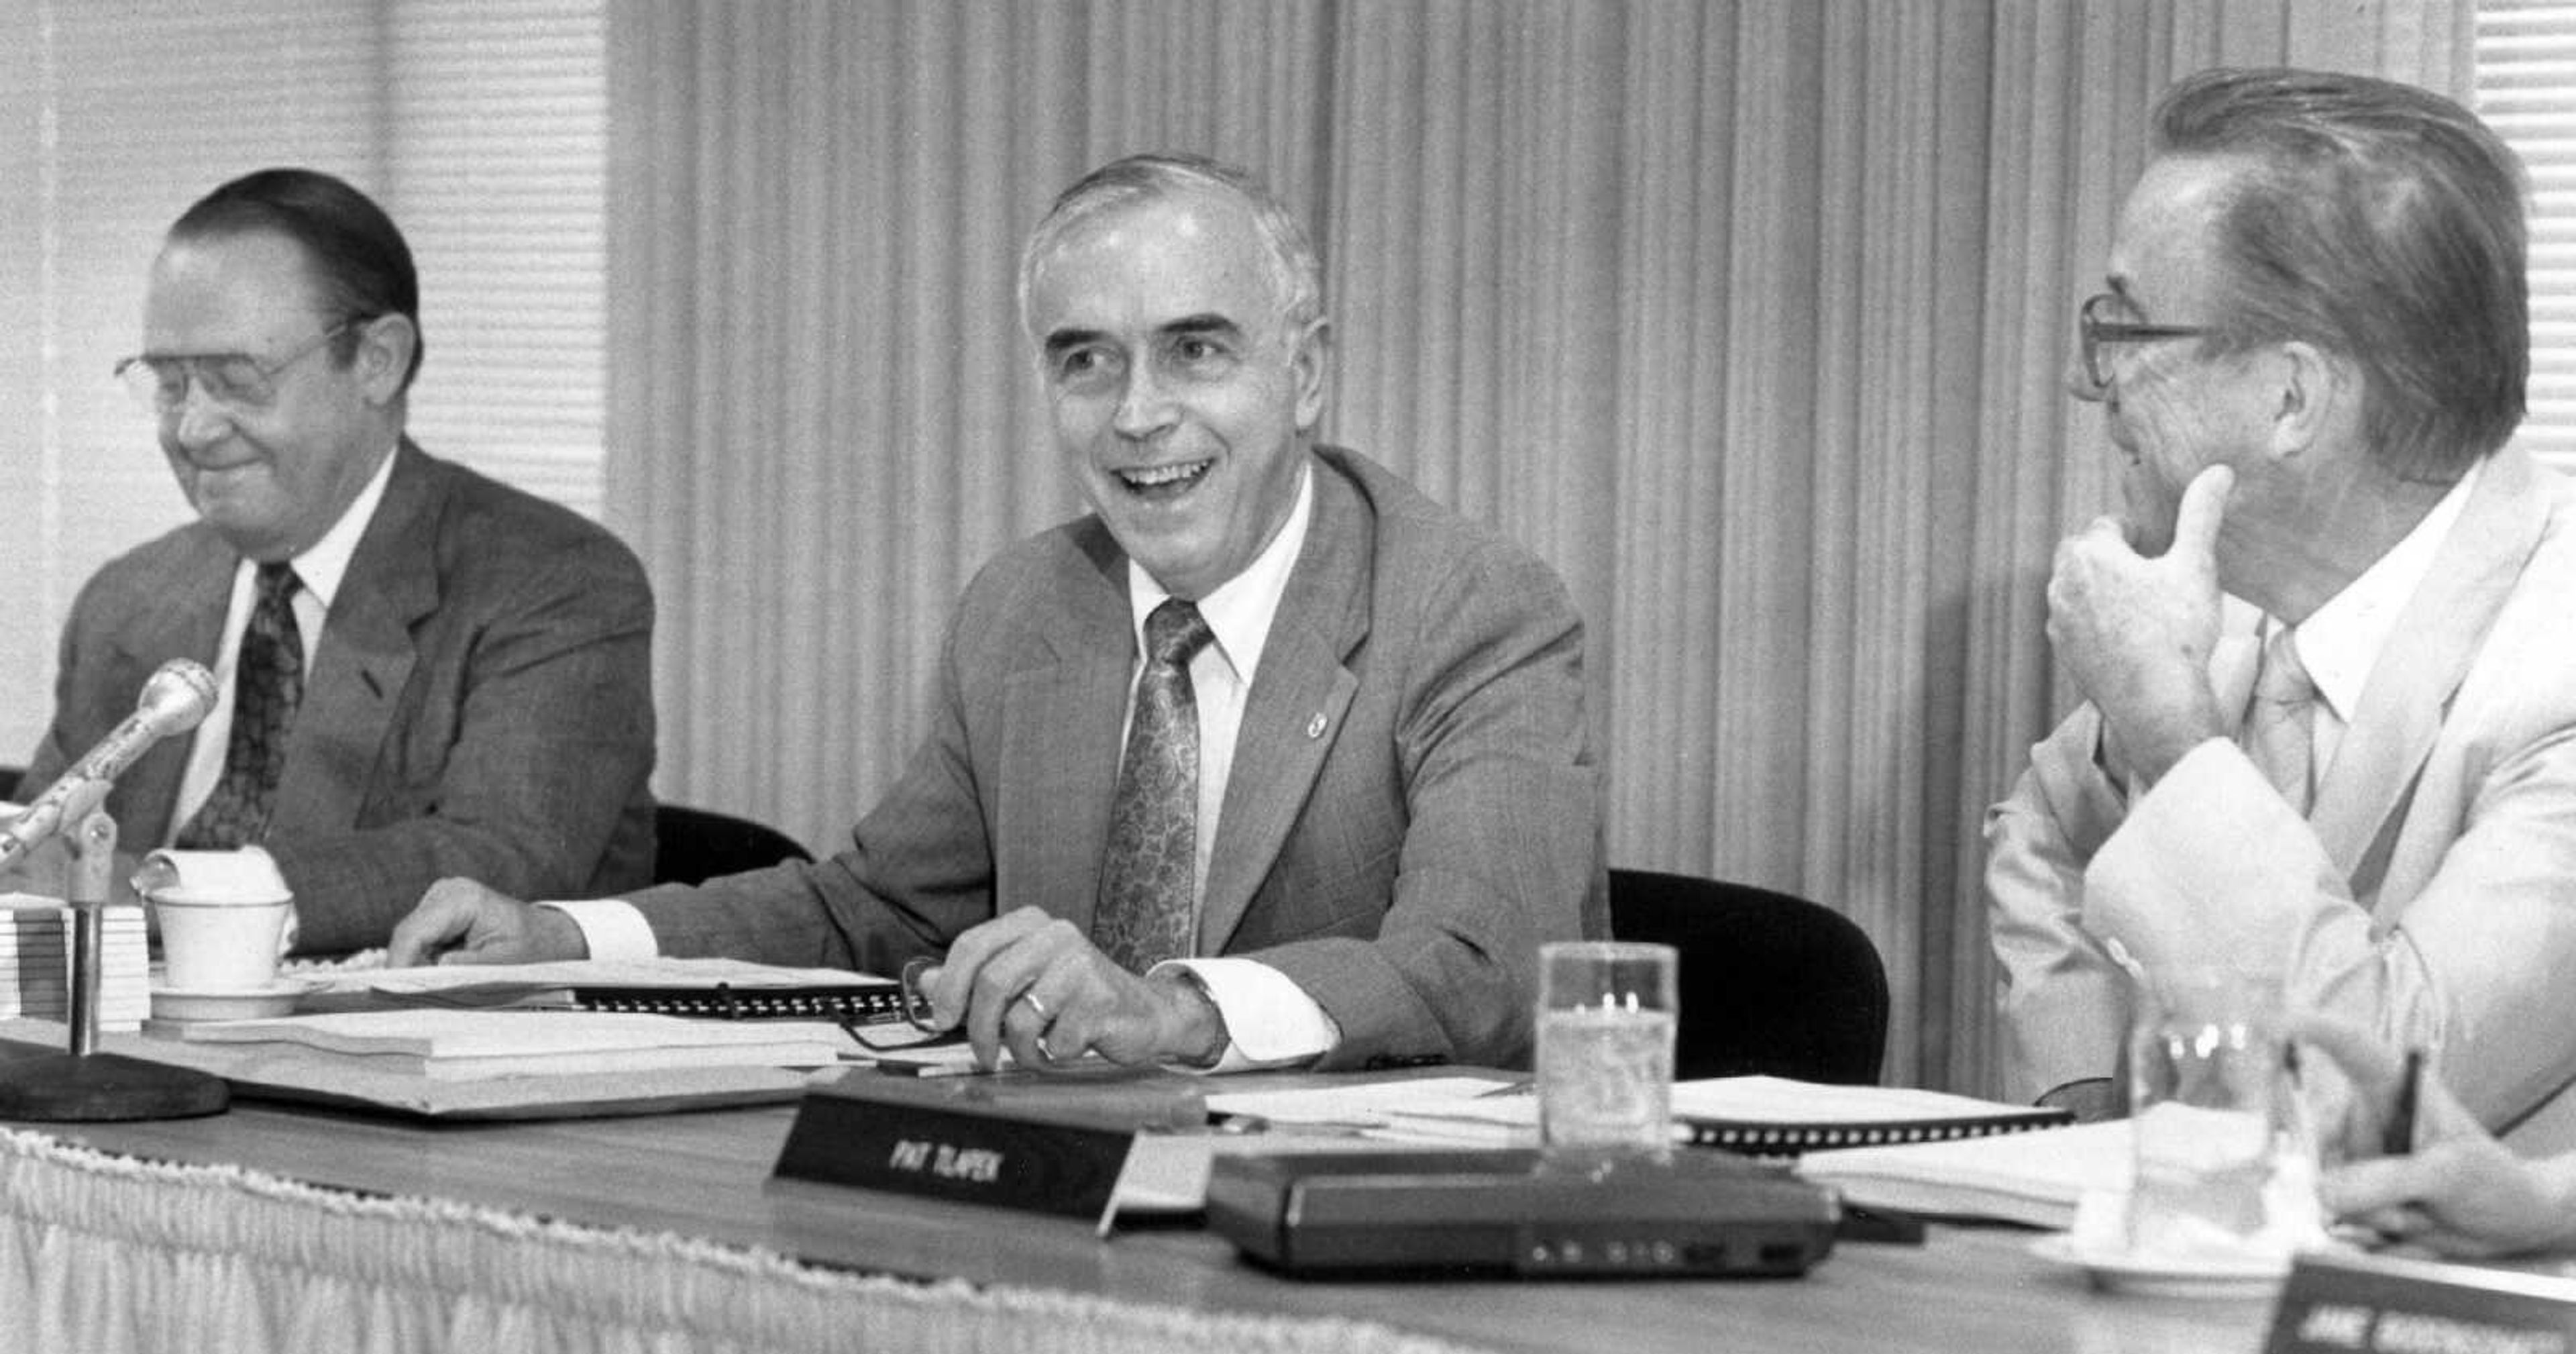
left=1116, top=459, right=1214, bottom=494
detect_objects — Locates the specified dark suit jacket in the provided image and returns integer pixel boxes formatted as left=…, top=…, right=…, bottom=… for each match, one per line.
left=28, top=440, right=657, bottom=952
left=627, top=446, right=1606, bottom=1070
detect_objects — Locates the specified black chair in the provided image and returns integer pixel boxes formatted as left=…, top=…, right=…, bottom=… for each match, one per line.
left=1607, top=868, right=1890, bottom=1085
left=651, top=803, right=812, bottom=886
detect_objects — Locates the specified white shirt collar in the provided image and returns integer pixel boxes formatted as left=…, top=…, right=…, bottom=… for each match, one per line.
left=1125, top=456, right=1315, bottom=684
left=2288, top=458, right=2483, bottom=722
left=272, top=441, right=398, bottom=609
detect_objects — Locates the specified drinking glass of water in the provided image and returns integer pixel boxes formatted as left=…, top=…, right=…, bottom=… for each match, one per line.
left=2125, top=968, right=2310, bottom=1258
left=1537, top=940, right=1678, bottom=1171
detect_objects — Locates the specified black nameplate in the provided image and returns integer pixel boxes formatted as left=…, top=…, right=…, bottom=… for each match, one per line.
left=2265, top=1251, right=2576, bottom=1354
left=771, top=1067, right=1201, bottom=1218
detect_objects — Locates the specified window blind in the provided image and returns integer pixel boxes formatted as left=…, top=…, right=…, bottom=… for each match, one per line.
left=0, top=0, right=607, bottom=766
left=386, top=2, right=608, bottom=517
left=2479, top=1, right=2576, bottom=468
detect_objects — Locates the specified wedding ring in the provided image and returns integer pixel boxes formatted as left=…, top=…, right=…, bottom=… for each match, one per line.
left=1017, top=990, right=1051, bottom=1022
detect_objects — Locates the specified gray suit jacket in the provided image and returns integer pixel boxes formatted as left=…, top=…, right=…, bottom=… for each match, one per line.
left=628, top=446, right=1607, bottom=1070
left=28, top=440, right=657, bottom=952
left=1989, top=446, right=2576, bottom=1152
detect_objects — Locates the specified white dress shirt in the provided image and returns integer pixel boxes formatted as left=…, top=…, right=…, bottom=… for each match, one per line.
left=2273, top=458, right=2481, bottom=780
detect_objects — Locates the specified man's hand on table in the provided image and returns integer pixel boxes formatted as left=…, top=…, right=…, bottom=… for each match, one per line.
left=918, top=905, right=1227, bottom=1073
left=387, top=877, right=588, bottom=967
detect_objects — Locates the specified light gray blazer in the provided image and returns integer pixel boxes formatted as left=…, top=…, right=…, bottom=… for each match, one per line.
left=1990, top=446, right=2576, bottom=1153
left=627, top=446, right=1607, bottom=1070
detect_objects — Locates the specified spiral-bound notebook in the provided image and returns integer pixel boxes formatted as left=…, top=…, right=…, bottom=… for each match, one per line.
left=1664, top=1076, right=2072, bottom=1154
left=303, top=957, right=906, bottom=1023
left=568, top=980, right=904, bottom=1022
left=1371, top=1075, right=2070, bottom=1157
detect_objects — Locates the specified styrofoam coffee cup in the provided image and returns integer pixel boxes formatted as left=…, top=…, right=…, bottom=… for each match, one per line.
left=150, top=886, right=293, bottom=991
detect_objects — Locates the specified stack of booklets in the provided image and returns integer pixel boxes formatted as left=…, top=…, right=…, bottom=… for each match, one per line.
left=0, top=894, right=148, bottom=1031
left=168, top=1007, right=851, bottom=1082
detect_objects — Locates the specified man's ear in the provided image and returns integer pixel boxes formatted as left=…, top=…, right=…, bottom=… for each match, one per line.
left=1290, top=317, right=1331, bottom=432
left=352, top=313, right=417, bottom=405
left=2267, top=340, right=2343, bottom=460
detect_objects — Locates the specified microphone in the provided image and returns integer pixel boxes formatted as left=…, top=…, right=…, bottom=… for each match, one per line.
left=0, top=659, right=217, bottom=868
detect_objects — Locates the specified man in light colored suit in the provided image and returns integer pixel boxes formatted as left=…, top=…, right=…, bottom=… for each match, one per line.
left=1988, top=68, right=2576, bottom=1152
left=19, top=168, right=656, bottom=953
left=392, top=154, right=1605, bottom=1074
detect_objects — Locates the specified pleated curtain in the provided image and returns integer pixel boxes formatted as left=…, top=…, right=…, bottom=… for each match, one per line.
left=606, top=0, right=2471, bottom=1094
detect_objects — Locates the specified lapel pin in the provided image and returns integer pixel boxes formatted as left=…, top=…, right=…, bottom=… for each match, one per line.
left=1305, top=713, right=1328, bottom=739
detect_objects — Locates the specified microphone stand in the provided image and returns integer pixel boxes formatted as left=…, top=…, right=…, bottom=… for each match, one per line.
left=0, top=792, right=229, bottom=1120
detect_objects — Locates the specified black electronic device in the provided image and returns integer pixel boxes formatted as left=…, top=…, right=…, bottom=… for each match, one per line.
left=1205, top=1149, right=1839, bottom=1279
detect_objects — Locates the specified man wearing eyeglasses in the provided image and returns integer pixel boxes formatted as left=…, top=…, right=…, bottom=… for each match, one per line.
left=14, top=167, right=656, bottom=954
left=1986, top=68, right=2576, bottom=1153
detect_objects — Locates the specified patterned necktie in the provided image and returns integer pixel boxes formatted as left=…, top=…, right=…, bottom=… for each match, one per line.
left=2243, top=622, right=2317, bottom=815
left=178, top=562, right=305, bottom=849
left=1094, top=598, right=1217, bottom=973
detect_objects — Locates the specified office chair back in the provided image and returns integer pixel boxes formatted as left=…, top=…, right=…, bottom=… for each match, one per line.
left=652, top=804, right=813, bottom=886
left=1607, top=868, right=1889, bottom=1085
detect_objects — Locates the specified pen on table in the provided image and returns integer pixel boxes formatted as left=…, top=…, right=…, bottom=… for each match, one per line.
left=2383, top=1047, right=2423, bottom=1157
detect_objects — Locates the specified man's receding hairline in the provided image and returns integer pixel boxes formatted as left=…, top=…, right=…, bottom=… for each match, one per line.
left=150, top=226, right=337, bottom=323
left=1024, top=185, right=1292, bottom=328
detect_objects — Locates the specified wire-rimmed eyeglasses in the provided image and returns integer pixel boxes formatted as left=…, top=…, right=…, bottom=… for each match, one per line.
left=113, top=319, right=356, bottom=417
left=2077, top=293, right=2214, bottom=394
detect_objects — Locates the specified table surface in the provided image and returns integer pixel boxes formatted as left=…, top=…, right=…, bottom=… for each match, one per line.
left=0, top=1071, right=2282, bottom=1354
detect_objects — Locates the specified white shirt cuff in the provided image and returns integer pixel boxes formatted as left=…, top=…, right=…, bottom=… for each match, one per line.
left=539, top=897, right=658, bottom=961
left=1155, top=956, right=1339, bottom=1074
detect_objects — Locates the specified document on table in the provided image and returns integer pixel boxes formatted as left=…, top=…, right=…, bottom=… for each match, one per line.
left=1204, top=1076, right=1528, bottom=1140
left=1102, top=1076, right=1527, bottom=1228
left=1792, top=1118, right=2135, bottom=1229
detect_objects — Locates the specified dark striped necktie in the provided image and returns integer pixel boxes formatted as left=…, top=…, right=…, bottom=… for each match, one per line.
left=178, top=562, right=305, bottom=849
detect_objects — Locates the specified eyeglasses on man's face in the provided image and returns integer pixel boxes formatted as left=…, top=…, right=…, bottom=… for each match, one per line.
left=2076, top=293, right=2215, bottom=394
left=113, top=319, right=355, bottom=417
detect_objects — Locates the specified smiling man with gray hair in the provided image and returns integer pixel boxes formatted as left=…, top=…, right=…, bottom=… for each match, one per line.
left=394, top=152, right=1605, bottom=1075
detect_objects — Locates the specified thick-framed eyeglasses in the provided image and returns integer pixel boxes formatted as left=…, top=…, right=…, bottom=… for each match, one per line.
left=113, top=319, right=356, bottom=417
left=2077, top=293, right=2214, bottom=393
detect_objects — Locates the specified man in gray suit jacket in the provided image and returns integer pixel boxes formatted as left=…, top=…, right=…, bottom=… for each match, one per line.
left=18, top=168, right=655, bottom=954
left=393, top=154, right=1605, bottom=1074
